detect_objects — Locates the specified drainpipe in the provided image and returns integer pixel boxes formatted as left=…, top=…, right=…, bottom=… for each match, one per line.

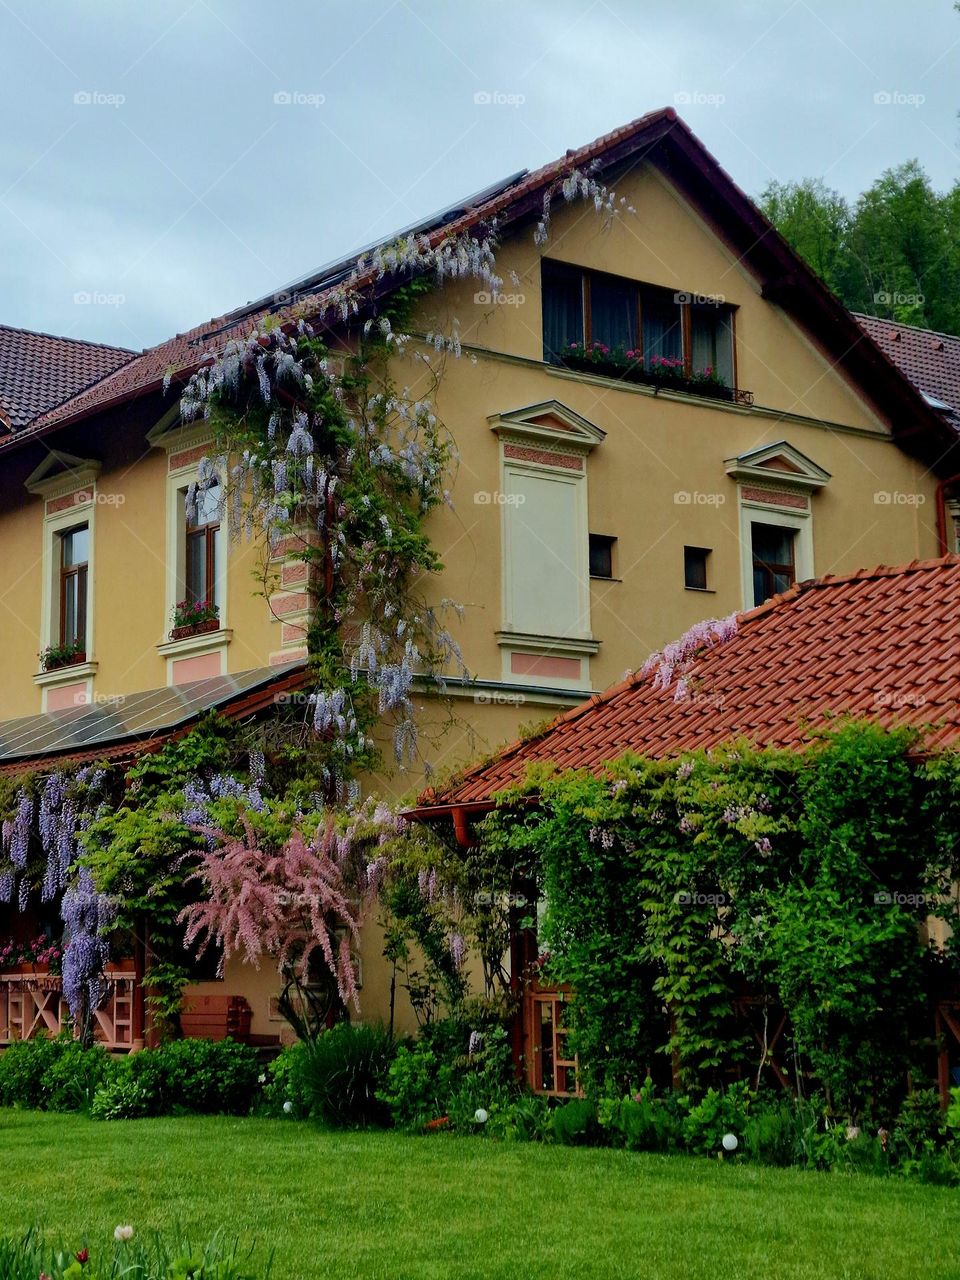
left=451, top=807, right=473, bottom=848
left=936, top=474, right=960, bottom=555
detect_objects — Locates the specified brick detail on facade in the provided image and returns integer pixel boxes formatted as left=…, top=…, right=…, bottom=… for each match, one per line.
left=271, top=646, right=309, bottom=666
left=46, top=489, right=92, bottom=516
left=741, top=486, right=809, bottom=510
left=503, top=443, right=584, bottom=472
left=280, top=621, right=309, bottom=645
left=281, top=560, right=309, bottom=588
left=168, top=444, right=210, bottom=472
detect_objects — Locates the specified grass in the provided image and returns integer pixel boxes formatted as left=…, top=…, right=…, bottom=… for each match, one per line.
left=2, top=1110, right=960, bottom=1279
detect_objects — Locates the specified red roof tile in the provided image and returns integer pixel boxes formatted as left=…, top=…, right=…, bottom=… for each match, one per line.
left=0, top=325, right=134, bottom=432
left=854, top=313, right=960, bottom=425
left=413, top=557, right=960, bottom=814
left=3, top=110, right=955, bottom=470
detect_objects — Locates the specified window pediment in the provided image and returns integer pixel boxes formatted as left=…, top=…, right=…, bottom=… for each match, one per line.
left=25, top=450, right=101, bottom=499
left=488, top=400, right=605, bottom=452
left=724, top=441, right=830, bottom=492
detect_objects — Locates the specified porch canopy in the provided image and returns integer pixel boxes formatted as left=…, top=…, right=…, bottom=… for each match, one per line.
left=0, top=662, right=308, bottom=775
left=407, top=556, right=960, bottom=837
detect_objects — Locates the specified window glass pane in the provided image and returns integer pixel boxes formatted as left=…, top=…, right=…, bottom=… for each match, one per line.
left=190, top=481, right=220, bottom=529
left=752, top=523, right=796, bottom=606
left=61, top=525, right=89, bottom=568
left=542, top=261, right=584, bottom=361
left=691, top=305, right=734, bottom=383
left=752, top=523, right=795, bottom=567
left=186, top=530, right=206, bottom=604
left=641, top=287, right=683, bottom=363
left=590, top=274, right=637, bottom=354
left=63, top=577, right=78, bottom=644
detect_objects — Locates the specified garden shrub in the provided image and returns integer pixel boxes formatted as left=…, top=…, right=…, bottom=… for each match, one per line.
left=299, top=1022, right=394, bottom=1128
left=551, top=1098, right=601, bottom=1146
left=741, top=1097, right=798, bottom=1166
left=682, top=1082, right=753, bottom=1155
left=0, top=1035, right=68, bottom=1109
left=38, top=1041, right=114, bottom=1113
left=262, top=1040, right=311, bottom=1118
left=599, top=1078, right=686, bottom=1153
left=378, top=1039, right=452, bottom=1129
left=90, top=1038, right=259, bottom=1119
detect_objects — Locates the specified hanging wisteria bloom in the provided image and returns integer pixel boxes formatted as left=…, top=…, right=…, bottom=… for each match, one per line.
left=61, top=867, right=114, bottom=1021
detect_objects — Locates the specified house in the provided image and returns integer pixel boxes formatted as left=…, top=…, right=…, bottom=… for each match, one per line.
left=408, top=554, right=960, bottom=1094
left=1, top=107, right=959, bottom=1046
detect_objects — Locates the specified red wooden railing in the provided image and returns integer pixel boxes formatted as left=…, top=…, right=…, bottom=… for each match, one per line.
left=0, top=970, right=139, bottom=1050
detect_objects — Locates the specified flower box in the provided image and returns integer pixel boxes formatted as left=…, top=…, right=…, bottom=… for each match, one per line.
left=169, top=618, right=220, bottom=642
left=559, top=351, right=751, bottom=404
left=39, top=648, right=86, bottom=673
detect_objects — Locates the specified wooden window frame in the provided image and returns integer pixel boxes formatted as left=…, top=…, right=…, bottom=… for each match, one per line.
left=185, top=514, right=219, bottom=607
left=542, top=261, right=736, bottom=387
left=59, top=526, right=88, bottom=649
left=751, top=524, right=797, bottom=606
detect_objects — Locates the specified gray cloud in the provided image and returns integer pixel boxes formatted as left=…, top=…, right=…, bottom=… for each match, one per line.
left=0, top=0, right=956, bottom=349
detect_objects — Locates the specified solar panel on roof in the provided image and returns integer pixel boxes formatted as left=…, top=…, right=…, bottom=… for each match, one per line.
left=216, top=169, right=529, bottom=329
left=0, top=664, right=303, bottom=763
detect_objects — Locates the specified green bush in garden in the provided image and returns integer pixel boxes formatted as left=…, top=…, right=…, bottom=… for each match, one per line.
left=297, top=1022, right=394, bottom=1128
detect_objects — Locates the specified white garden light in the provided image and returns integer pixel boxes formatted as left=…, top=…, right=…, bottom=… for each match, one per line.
left=721, top=1133, right=738, bottom=1152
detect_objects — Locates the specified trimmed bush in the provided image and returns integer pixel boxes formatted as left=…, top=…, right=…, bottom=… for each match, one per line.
left=90, top=1038, right=259, bottom=1119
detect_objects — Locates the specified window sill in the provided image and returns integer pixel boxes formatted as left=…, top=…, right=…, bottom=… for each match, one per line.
left=684, top=586, right=716, bottom=594
left=33, top=660, right=98, bottom=687
left=156, top=628, right=232, bottom=659
left=590, top=574, right=621, bottom=583
left=545, top=362, right=754, bottom=408
left=495, top=630, right=600, bottom=657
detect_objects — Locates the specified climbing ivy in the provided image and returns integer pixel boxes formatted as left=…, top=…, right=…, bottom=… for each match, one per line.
left=483, top=723, right=959, bottom=1118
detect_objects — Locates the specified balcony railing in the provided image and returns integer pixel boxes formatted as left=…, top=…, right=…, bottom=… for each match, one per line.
left=0, top=969, right=138, bottom=1051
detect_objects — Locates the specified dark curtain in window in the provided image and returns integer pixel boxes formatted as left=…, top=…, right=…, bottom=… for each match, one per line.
left=590, top=274, right=637, bottom=353
left=691, top=305, right=734, bottom=382
left=641, top=288, right=683, bottom=363
left=542, top=261, right=584, bottom=361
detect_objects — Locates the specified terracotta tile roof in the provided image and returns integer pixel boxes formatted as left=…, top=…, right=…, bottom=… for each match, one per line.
left=854, top=313, right=960, bottom=429
left=3, top=109, right=955, bottom=470
left=412, top=557, right=960, bottom=815
left=0, top=325, right=134, bottom=432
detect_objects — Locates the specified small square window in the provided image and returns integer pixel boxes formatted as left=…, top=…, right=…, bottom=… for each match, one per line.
left=684, top=546, right=710, bottom=591
left=589, top=534, right=616, bottom=579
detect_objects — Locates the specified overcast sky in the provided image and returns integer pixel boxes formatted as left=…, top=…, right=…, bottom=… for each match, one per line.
left=1, top=0, right=957, bottom=351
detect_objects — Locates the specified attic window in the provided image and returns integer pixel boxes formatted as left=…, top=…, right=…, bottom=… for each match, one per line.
left=542, top=261, right=736, bottom=390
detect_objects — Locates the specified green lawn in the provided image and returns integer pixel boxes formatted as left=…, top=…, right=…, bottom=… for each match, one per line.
left=2, top=1110, right=960, bottom=1279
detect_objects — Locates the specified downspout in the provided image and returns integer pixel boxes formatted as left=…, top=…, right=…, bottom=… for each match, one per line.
left=451, top=806, right=473, bottom=848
